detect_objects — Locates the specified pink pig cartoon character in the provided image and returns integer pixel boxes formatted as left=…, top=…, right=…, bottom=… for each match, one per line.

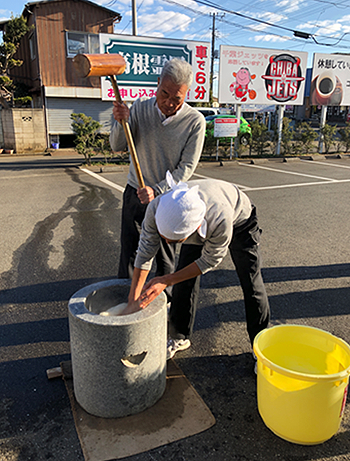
left=229, top=67, right=256, bottom=102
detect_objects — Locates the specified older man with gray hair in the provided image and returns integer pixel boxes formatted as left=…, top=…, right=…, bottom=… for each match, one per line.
left=124, top=172, right=270, bottom=366
left=110, top=58, right=206, bottom=296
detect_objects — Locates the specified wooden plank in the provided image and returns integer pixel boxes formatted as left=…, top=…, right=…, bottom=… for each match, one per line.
left=46, top=366, right=63, bottom=379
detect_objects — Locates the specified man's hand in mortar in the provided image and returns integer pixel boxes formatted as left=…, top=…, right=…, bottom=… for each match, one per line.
left=139, top=276, right=169, bottom=308
left=140, top=262, right=202, bottom=309
left=137, top=186, right=155, bottom=205
left=119, top=299, right=141, bottom=316
left=127, top=264, right=201, bottom=310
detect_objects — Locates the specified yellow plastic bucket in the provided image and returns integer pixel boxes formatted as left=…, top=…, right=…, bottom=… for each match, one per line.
left=253, top=325, right=350, bottom=445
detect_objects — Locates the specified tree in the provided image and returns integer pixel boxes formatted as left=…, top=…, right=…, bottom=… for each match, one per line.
left=320, top=123, right=337, bottom=154
left=95, top=133, right=113, bottom=164
left=250, top=119, right=271, bottom=156
left=280, top=117, right=294, bottom=156
left=203, top=122, right=217, bottom=158
left=0, top=14, right=32, bottom=108
left=338, top=122, right=350, bottom=153
left=71, top=113, right=102, bottom=165
left=294, top=121, right=318, bottom=155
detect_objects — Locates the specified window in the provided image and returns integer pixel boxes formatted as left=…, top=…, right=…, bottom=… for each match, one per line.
left=29, top=33, right=36, bottom=60
left=66, top=31, right=99, bottom=57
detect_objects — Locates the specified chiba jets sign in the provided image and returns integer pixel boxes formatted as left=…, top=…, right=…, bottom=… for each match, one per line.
left=219, top=46, right=308, bottom=105
left=262, top=54, right=305, bottom=102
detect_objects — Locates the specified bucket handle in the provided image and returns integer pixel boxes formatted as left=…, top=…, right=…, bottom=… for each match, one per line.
left=254, top=351, right=350, bottom=383
left=334, top=377, right=348, bottom=387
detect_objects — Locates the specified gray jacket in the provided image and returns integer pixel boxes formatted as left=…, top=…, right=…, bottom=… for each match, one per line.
left=134, top=179, right=253, bottom=274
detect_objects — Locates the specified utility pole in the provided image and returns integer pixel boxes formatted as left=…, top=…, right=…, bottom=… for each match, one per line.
left=210, top=13, right=216, bottom=106
left=210, top=13, right=223, bottom=106
left=132, top=0, right=137, bottom=35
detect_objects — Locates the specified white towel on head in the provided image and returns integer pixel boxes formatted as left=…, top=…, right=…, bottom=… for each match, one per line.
left=155, top=171, right=207, bottom=241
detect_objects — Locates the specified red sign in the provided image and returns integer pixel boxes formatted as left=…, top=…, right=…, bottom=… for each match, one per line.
left=194, top=45, right=209, bottom=101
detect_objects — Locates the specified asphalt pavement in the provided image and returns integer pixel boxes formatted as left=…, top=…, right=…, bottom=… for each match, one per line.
left=0, top=151, right=350, bottom=461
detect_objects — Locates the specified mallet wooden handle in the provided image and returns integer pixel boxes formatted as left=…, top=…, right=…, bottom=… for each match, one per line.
left=110, top=75, right=145, bottom=188
left=72, top=53, right=145, bottom=189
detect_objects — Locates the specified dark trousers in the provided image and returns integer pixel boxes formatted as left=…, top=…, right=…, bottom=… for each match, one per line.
left=169, top=206, right=270, bottom=346
left=118, top=185, right=176, bottom=299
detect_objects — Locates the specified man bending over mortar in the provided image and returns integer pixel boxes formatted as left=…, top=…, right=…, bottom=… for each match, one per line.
left=122, top=172, right=270, bottom=363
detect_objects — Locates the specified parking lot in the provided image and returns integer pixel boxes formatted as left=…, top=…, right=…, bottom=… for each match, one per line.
left=1, top=153, right=350, bottom=461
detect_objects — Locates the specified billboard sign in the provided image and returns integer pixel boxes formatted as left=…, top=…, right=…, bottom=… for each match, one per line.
left=219, top=45, right=308, bottom=105
left=99, top=34, right=210, bottom=102
left=310, top=53, right=350, bottom=106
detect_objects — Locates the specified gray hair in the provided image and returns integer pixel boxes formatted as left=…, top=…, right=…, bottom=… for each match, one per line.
left=160, top=58, right=193, bottom=88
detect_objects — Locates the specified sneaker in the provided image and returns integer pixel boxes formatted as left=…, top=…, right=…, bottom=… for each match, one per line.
left=167, top=338, right=191, bottom=360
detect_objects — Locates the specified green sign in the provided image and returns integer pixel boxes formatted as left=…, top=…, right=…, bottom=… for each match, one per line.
left=99, top=33, right=210, bottom=102
left=104, top=38, right=192, bottom=86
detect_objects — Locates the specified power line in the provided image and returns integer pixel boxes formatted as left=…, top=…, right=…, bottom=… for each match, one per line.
left=161, top=0, right=295, bottom=40
left=220, top=19, right=350, bottom=49
left=192, top=0, right=299, bottom=34
left=161, top=0, right=209, bottom=17
left=112, top=0, right=350, bottom=49
left=309, top=0, right=350, bottom=7
left=218, top=15, right=295, bottom=41
left=189, top=0, right=350, bottom=47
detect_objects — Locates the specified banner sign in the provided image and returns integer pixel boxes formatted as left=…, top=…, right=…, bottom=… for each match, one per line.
left=214, top=117, right=238, bottom=138
left=99, top=34, right=210, bottom=102
left=310, top=53, right=350, bottom=106
left=218, top=45, right=308, bottom=105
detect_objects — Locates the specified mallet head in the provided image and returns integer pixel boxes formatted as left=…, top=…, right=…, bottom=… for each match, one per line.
left=72, top=53, right=126, bottom=78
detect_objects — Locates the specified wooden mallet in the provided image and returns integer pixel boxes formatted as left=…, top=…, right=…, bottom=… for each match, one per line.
left=72, top=53, right=145, bottom=188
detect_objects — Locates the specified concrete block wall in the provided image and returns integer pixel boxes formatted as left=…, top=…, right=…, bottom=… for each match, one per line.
left=1, top=110, right=15, bottom=150
left=2, top=109, right=47, bottom=153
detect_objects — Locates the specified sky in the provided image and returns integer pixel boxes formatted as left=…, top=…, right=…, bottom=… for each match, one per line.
left=2, top=0, right=350, bottom=96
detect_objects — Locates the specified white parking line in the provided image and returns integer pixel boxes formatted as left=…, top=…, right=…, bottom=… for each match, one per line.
left=243, top=178, right=350, bottom=191
left=80, top=168, right=125, bottom=193
left=193, top=172, right=249, bottom=190
left=193, top=169, right=350, bottom=191
left=301, top=159, right=350, bottom=169
left=81, top=165, right=350, bottom=195
left=237, top=162, right=336, bottom=181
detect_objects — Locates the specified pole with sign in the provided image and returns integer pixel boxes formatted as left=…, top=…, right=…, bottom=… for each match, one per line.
left=218, top=45, right=307, bottom=158
left=276, top=105, right=284, bottom=156
left=309, top=53, right=350, bottom=154
left=234, top=105, right=241, bottom=158
left=214, top=116, right=238, bottom=161
left=318, top=106, right=327, bottom=153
